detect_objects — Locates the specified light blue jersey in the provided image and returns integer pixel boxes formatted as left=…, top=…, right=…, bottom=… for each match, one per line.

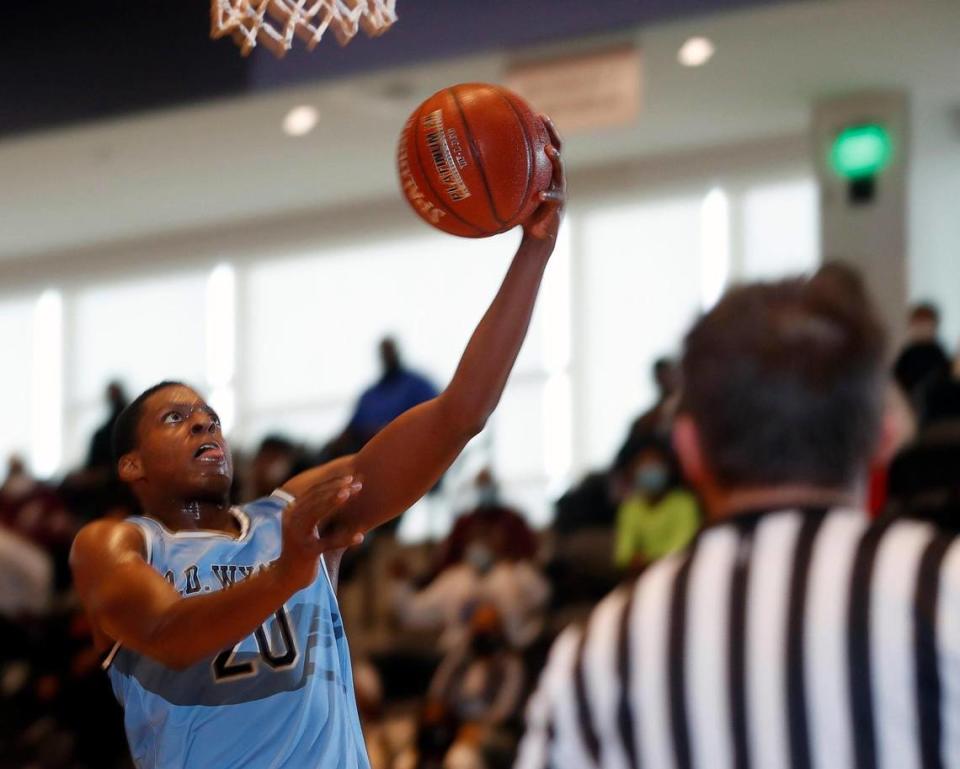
left=104, top=491, right=370, bottom=769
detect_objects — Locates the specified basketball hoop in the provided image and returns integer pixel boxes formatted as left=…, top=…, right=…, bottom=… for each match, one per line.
left=211, top=0, right=398, bottom=58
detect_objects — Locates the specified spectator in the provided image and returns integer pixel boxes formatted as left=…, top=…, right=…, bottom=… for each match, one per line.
left=85, top=381, right=128, bottom=473
left=625, top=357, right=681, bottom=442
left=392, top=524, right=549, bottom=651
left=428, top=603, right=526, bottom=728
left=0, top=525, right=52, bottom=618
left=893, top=302, right=950, bottom=407
left=0, top=456, right=76, bottom=590
left=419, top=603, right=526, bottom=769
left=612, top=436, right=700, bottom=572
left=553, top=437, right=647, bottom=534
left=886, top=357, right=960, bottom=531
left=247, top=434, right=300, bottom=499
left=434, top=469, right=538, bottom=574
left=327, top=337, right=439, bottom=457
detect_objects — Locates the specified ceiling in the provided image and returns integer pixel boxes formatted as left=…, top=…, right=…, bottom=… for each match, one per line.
left=0, top=0, right=778, bottom=138
left=1, top=0, right=958, bottom=264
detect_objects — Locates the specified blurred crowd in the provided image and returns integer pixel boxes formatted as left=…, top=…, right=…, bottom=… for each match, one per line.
left=1, top=308, right=959, bottom=769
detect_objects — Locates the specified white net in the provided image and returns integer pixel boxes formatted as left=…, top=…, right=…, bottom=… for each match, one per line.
left=211, top=0, right=398, bottom=57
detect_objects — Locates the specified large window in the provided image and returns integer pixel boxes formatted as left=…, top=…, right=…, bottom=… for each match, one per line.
left=26, top=169, right=817, bottom=537
left=241, top=224, right=573, bottom=532
left=0, top=295, right=38, bottom=470
left=64, top=271, right=210, bottom=467
left=741, top=178, right=819, bottom=280
left=579, top=197, right=704, bottom=468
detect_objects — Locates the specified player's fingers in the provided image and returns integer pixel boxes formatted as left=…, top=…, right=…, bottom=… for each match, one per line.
left=288, top=480, right=362, bottom=532
left=541, top=115, right=563, bottom=151
left=290, top=476, right=355, bottom=513
left=539, top=189, right=565, bottom=204
left=312, top=522, right=363, bottom=553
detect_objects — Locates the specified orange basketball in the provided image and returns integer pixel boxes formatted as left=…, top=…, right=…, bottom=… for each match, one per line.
left=397, top=83, right=553, bottom=238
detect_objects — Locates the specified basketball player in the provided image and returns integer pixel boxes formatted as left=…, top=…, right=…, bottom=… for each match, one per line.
left=70, top=122, right=564, bottom=769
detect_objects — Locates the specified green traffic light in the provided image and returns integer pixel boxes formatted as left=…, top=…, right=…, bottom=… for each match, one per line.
left=830, top=124, right=893, bottom=180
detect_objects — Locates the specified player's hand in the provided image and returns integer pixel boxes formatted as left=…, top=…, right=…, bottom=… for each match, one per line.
left=276, top=475, right=364, bottom=590
left=522, top=116, right=566, bottom=245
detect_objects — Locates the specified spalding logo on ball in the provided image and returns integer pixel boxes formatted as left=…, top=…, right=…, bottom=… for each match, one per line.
left=398, top=83, right=554, bottom=238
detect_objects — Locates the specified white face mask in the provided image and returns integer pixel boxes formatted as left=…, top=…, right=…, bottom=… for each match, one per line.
left=265, top=458, right=291, bottom=486
left=465, top=543, right=495, bottom=574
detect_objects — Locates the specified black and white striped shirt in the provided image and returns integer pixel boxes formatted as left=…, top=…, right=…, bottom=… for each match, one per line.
left=516, top=507, right=960, bottom=769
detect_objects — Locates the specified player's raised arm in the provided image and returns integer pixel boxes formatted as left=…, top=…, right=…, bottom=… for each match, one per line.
left=284, top=120, right=565, bottom=534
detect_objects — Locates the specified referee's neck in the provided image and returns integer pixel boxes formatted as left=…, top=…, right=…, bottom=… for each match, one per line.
left=706, top=484, right=861, bottom=522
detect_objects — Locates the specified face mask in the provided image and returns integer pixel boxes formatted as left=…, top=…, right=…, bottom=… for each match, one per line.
left=476, top=484, right=499, bottom=508
left=265, top=458, right=291, bottom=486
left=634, top=464, right=669, bottom=496
left=465, top=543, right=495, bottom=574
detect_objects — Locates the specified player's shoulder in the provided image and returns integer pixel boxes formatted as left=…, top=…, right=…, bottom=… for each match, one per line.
left=70, top=517, right=147, bottom=578
left=73, top=517, right=145, bottom=556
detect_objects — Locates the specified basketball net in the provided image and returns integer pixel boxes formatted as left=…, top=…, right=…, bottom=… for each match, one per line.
left=211, top=0, right=397, bottom=57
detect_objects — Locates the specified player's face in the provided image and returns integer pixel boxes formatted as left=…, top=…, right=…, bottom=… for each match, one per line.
left=135, top=386, right=233, bottom=500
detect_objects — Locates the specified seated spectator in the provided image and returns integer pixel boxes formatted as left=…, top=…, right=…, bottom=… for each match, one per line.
left=893, top=302, right=951, bottom=409
left=391, top=525, right=549, bottom=651
left=886, top=366, right=960, bottom=532
left=0, top=525, right=52, bottom=618
left=612, top=435, right=700, bottom=571
left=414, top=604, right=526, bottom=769
left=247, top=434, right=300, bottom=499
left=0, top=456, right=77, bottom=590
left=553, top=436, right=646, bottom=534
left=433, top=469, right=537, bottom=575
left=428, top=603, right=525, bottom=728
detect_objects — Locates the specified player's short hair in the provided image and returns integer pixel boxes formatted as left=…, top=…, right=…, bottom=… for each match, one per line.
left=112, top=381, right=189, bottom=463
left=680, top=263, right=887, bottom=489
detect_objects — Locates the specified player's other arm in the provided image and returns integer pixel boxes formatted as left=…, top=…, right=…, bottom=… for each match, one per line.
left=70, top=476, right=362, bottom=670
left=285, top=120, right=566, bottom=534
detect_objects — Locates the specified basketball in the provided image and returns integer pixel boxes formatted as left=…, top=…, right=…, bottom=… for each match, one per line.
left=397, top=83, right=554, bottom=238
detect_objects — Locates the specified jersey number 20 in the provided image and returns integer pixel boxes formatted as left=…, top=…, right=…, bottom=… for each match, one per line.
left=212, top=606, right=297, bottom=682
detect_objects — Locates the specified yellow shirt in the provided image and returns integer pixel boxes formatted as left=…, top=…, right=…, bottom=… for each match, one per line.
left=614, top=489, right=700, bottom=568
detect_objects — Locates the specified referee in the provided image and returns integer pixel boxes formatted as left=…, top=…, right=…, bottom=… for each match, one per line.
left=517, top=264, right=958, bottom=769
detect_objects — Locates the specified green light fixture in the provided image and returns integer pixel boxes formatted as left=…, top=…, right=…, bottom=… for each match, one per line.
left=829, top=123, right=893, bottom=180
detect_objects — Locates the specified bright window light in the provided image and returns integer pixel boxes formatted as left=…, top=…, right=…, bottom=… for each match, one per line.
left=31, top=290, right=63, bottom=477
left=208, top=386, right=236, bottom=437
left=678, top=36, right=715, bottom=67
left=283, top=105, right=319, bottom=137
left=206, top=263, right=236, bottom=390
left=700, top=187, right=731, bottom=310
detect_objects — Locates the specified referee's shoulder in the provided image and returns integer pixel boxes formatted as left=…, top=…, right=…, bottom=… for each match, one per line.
left=581, top=548, right=689, bottom=641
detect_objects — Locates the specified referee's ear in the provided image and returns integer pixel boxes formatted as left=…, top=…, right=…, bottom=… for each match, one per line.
left=673, top=415, right=708, bottom=490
